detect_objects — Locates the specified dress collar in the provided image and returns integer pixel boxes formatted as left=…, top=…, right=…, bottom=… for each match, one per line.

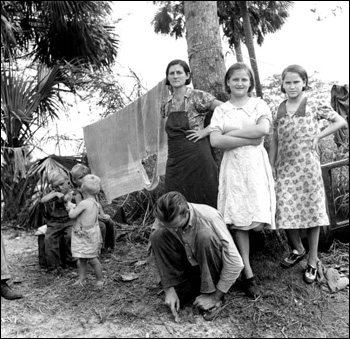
left=228, top=97, right=260, bottom=117
left=166, top=87, right=193, bottom=103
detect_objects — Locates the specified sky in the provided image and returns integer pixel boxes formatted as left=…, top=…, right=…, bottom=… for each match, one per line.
left=33, top=0, right=349, bottom=158
left=114, top=1, right=349, bottom=88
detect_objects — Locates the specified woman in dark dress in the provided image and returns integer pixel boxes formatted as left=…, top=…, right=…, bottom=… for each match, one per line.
left=161, top=60, right=223, bottom=208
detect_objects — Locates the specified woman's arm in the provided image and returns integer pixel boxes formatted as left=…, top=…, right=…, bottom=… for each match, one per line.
left=313, top=114, right=347, bottom=150
left=210, top=99, right=224, bottom=111
left=269, top=131, right=279, bottom=180
left=210, top=131, right=262, bottom=150
left=224, top=118, right=270, bottom=139
left=186, top=125, right=211, bottom=142
left=187, top=99, right=224, bottom=142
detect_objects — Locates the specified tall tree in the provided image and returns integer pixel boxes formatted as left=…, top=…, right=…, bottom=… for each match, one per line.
left=1, top=0, right=118, bottom=70
left=183, top=1, right=226, bottom=96
left=0, top=1, right=120, bottom=221
left=152, top=1, right=294, bottom=97
left=238, top=1, right=262, bottom=97
left=1, top=63, right=68, bottom=219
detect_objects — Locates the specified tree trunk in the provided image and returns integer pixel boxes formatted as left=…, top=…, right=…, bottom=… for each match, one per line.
left=184, top=1, right=226, bottom=166
left=184, top=1, right=226, bottom=96
left=233, top=40, right=244, bottom=62
left=238, top=1, right=263, bottom=98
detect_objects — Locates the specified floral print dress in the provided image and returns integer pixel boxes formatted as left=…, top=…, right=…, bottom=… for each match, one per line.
left=273, top=96, right=338, bottom=229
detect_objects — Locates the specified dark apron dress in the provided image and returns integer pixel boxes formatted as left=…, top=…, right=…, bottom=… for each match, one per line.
left=164, top=110, right=218, bottom=208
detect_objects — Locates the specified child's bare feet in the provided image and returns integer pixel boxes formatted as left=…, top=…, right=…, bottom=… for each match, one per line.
left=72, top=280, right=86, bottom=287
left=96, top=280, right=104, bottom=288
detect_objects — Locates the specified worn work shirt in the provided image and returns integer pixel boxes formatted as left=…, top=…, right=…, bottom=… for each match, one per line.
left=161, top=87, right=216, bottom=130
left=153, top=203, right=243, bottom=293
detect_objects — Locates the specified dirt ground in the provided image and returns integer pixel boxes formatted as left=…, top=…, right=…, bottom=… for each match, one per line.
left=1, top=226, right=349, bottom=338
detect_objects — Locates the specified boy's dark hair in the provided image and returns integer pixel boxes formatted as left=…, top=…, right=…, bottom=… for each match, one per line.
left=153, top=191, right=188, bottom=223
left=165, top=59, right=192, bottom=86
left=281, top=64, right=310, bottom=93
left=71, top=164, right=91, bottom=183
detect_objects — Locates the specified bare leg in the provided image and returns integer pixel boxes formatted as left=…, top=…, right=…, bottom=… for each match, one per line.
left=77, top=258, right=87, bottom=284
left=231, top=230, right=253, bottom=279
left=89, top=257, right=103, bottom=286
left=306, top=226, right=320, bottom=267
left=285, top=229, right=305, bottom=254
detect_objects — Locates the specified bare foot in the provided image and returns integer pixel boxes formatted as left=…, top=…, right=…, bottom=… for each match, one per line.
left=72, top=280, right=86, bottom=287
left=96, top=280, right=104, bottom=288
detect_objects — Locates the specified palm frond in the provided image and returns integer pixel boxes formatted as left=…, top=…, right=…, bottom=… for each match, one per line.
left=1, top=62, right=66, bottom=147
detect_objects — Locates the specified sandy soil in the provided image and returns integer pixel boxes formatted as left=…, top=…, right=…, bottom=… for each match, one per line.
left=1, top=227, right=349, bottom=338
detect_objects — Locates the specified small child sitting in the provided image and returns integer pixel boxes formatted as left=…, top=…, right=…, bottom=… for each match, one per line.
left=70, top=164, right=116, bottom=252
left=40, top=168, right=76, bottom=272
left=67, top=174, right=104, bottom=287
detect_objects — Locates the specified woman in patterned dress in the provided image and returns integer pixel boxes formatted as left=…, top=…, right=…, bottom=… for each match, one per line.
left=210, top=63, right=276, bottom=298
left=161, top=59, right=223, bottom=208
left=269, top=65, right=347, bottom=284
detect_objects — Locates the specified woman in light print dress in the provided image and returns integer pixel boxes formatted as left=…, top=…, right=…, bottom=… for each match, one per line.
left=269, top=64, right=347, bottom=284
left=210, top=62, right=276, bottom=299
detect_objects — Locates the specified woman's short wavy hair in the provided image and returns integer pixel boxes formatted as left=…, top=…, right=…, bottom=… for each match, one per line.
left=165, top=59, right=192, bottom=86
left=153, top=191, right=189, bottom=223
left=224, top=62, right=255, bottom=94
left=281, top=64, right=310, bottom=93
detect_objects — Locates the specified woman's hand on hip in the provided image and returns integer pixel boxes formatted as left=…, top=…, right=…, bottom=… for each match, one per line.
left=186, top=129, right=207, bottom=142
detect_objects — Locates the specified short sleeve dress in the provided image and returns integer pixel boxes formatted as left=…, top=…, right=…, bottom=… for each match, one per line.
left=210, top=97, right=276, bottom=230
left=161, top=87, right=219, bottom=208
left=273, top=96, right=338, bottom=229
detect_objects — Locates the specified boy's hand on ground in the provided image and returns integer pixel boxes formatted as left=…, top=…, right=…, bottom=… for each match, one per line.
left=193, top=290, right=224, bottom=311
left=164, top=287, right=180, bottom=322
left=193, top=294, right=217, bottom=311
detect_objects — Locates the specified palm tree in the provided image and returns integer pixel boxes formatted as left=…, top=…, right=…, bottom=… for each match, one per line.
left=152, top=1, right=294, bottom=97
left=238, top=1, right=262, bottom=97
left=236, top=1, right=293, bottom=97
left=1, top=1, right=120, bottom=221
left=1, top=1, right=118, bottom=70
left=1, top=62, right=68, bottom=219
left=183, top=1, right=226, bottom=95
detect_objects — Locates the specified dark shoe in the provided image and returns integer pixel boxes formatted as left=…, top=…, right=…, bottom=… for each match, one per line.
left=243, top=276, right=261, bottom=299
left=304, top=264, right=317, bottom=284
left=202, top=300, right=224, bottom=321
left=281, top=249, right=306, bottom=268
left=1, top=282, right=23, bottom=300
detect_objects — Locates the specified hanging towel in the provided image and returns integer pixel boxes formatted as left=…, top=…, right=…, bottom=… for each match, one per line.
left=83, top=79, right=169, bottom=203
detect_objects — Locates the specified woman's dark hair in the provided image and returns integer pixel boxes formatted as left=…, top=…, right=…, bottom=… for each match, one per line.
left=224, top=62, right=255, bottom=94
left=281, top=64, right=310, bottom=93
left=165, top=59, right=192, bottom=86
left=153, top=191, right=188, bottom=223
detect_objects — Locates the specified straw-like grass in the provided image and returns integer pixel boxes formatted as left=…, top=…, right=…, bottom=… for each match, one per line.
left=1, top=224, right=348, bottom=338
